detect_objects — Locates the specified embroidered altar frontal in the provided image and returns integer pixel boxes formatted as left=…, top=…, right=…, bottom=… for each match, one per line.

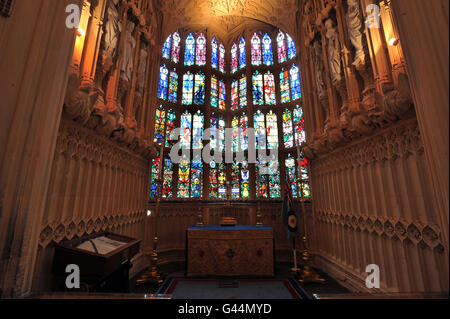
left=187, top=226, right=274, bottom=277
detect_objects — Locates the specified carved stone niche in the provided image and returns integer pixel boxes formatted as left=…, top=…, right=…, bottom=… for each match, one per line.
left=64, top=74, right=94, bottom=125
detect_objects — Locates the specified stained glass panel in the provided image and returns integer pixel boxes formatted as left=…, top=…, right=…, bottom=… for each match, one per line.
left=165, top=110, right=176, bottom=147
left=162, top=35, right=171, bottom=59
left=280, top=69, right=291, bottom=103
left=240, top=114, right=249, bottom=151
left=241, top=159, right=250, bottom=199
left=211, top=37, right=218, bottom=69
left=254, top=110, right=266, bottom=150
left=256, top=160, right=268, bottom=198
left=264, top=72, right=276, bottom=105
left=277, top=31, right=287, bottom=63
left=168, top=69, right=178, bottom=103
left=162, top=157, right=173, bottom=198
left=192, top=111, right=204, bottom=150
left=218, top=80, right=226, bottom=110
left=231, top=80, right=239, bottom=111
left=158, top=65, right=169, bottom=100
left=184, top=33, right=195, bottom=66
left=239, top=76, right=247, bottom=109
left=219, top=43, right=226, bottom=73
left=153, top=106, right=166, bottom=144
left=253, top=71, right=263, bottom=106
left=177, top=155, right=190, bottom=198
left=231, top=43, right=238, bottom=74
left=171, top=31, right=181, bottom=63
left=190, top=155, right=203, bottom=198
left=251, top=33, right=262, bottom=66
left=196, top=33, right=207, bottom=66
left=293, top=105, right=306, bottom=146
left=262, top=33, right=273, bottom=66
left=285, top=155, right=298, bottom=198
left=180, top=111, right=192, bottom=149
left=231, top=161, right=240, bottom=199
left=283, top=109, right=294, bottom=148
left=150, top=151, right=161, bottom=198
left=287, top=34, right=296, bottom=59
left=194, top=73, right=206, bottom=105
left=210, top=114, right=226, bottom=152
left=239, top=37, right=246, bottom=69
left=182, top=72, right=194, bottom=105
left=211, top=76, right=218, bottom=108
left=290, top=64, right=302, bottom=100
left=269, top=160, right=281, bottom=198
left=232, top=116, right=239, bottom=153
left=267, top=111, right=278, bottom=150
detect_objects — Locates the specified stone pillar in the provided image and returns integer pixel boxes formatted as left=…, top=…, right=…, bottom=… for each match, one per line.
left=390, top=0, right=449, bottom=257
left=0, top=0, right=82, bottom=297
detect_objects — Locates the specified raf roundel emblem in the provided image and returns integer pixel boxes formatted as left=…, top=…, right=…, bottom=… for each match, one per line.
left=288, top=214, right=297, bottom=229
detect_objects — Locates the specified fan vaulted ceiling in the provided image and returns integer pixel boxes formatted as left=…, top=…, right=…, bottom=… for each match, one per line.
left=159, top=0, right=300, bottom=41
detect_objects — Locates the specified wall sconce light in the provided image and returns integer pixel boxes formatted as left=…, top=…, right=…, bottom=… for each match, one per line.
left=76, top=28, right=85, bottom=37
left=388, top=37, right=399, bottom=46
left=147, top=210, right=152, bottom=217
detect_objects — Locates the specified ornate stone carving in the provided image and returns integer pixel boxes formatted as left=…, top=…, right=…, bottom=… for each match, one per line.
left=103, top=0, right=122, bottom=67
left=324, top=18, right=343, bottom=86
left=346, top=0, right=365, bottom=68
left=121, top=21, right=137, bottom=83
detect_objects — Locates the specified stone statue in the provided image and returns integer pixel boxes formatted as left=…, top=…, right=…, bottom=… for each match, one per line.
left=325, top=18, right=343, bottom=85
left=346, top=0, right=365, bottom=68
left=121, top=21, right=136, bottom=82
left=136, top=45, right=148, bottom=94
left=103, top=0, right=121, bottom=61
left=313, top=40, right=327, bottom=100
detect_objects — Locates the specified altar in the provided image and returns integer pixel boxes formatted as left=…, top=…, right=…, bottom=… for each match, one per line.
left=186, top=225, right=274, bottom=277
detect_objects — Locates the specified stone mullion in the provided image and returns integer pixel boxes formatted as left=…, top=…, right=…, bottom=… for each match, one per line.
left=71, top=0, right=91, bottom=75
left=43, top=151, right=65, bottom=228
left=145, top=50, right=162, bottom=141
left=59, top=153, right=76, bottom=224
left=69, top=155, right=85, bottom=224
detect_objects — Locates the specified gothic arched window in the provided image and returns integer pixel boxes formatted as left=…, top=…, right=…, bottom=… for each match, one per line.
left=277, top=31, right=287, bottom=63
left=196, top=33, right=207, bottom=66
left=251, top=33, right=262, bottom=66
left=231, top=43, right=238, bottom=74
left=262, top=33, right=273, bottom=66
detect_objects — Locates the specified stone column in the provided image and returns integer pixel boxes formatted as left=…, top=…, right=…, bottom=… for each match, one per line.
left=390, top=0, right=449, bottom=258
left=0, top=0, right=83, bottom=297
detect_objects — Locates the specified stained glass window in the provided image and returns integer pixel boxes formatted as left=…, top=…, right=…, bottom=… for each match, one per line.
left=293, top=105, right=306, bottom=146
left=280, top=69, right=291, bottom=103
left=196, top=33, right=207, bottom=66
left=287, top=34, right=296, bottom=59
left=269, top=160, right=281, bottom=198
left=162, top=157, right=173, bottom=198
left=239, top=76, right=247, bottom=109
left=158, top=65, right=169, bottom=100
left=194, top=73, right=206, bottom=105
left=180, top=111, right=192, bottom=149
left=165, top=110, right=176, bottom=147
left=267, top=111, right=278, bottom=150
left=251, top=33, right=262, bottom=66
left=262, top=33, right=273, bottom=66
left=232, top=116, right=239, bottom=153
left=219, top=43, right=226, bottom=73
left=185, top=33, right=195, bottom=66
left=283, top=109, right=294, bottom=148
left=218, top=80, right=226, bottom=110
left=285, top=154, right=298, bottom=198
left=210, top=113, right=225, bottom=152
left=239, top=37, right=246, bottom=69
left=254, top=110, right=266, bottom=150
left=211, top=37, right=218, bottom=69
left=277, top=31, right=287, bottom=64
left=256, top=160, right=268, bottom=198
left=264, top=72, right=276, bottom=105
left=190, top=155, right=203, bottom=198
left=241, top=158, right=250, bottom=199
left=253, top=71, right=263, bottom=106
left=168, top=69, right=178, bottom=103
left=172, top=31, right=181, bottom=63
left=192, top=111, right=204, bottom=150
left=240, top=114, right=249, bottom=151
left=211, top=76, right=218, bottom=108
left=231, top=160, right=240, bottom=199
left=298, top=154, right=311, bottom=199
left=154, top=106, right=165, bottom=143
left=182, top=72, right=194, bottom=105
left=150, top=151, right=161, bottom=198
left=231, top=80, right=239, bottom=111
left=162, top=35, right=171, bottom=60
left=290, top=64, right=302, bottom=100
left=231, top=43, right=238, bottom=74
left=177, top=155, right=190, bottom=198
